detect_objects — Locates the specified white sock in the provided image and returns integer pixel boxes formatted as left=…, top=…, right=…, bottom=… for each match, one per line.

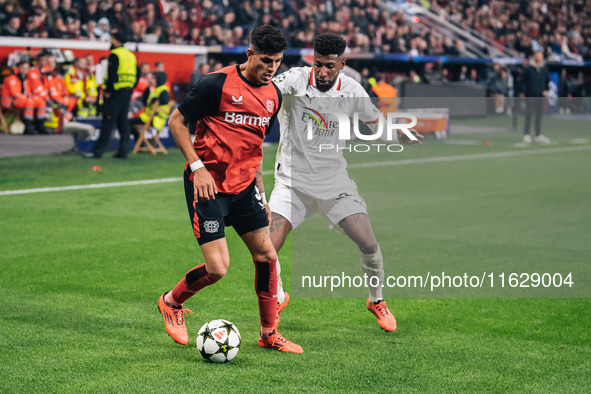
left=276, top=257, right=285, bottom=304
left=360, top=245, right=384, bottom=303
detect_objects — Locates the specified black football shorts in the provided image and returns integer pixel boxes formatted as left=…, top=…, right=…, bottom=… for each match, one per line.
left=184, top=169, right=268, bottom=245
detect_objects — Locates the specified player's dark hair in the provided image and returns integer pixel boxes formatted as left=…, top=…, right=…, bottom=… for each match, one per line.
left=314, top=33, right=347, bottom=57
left=250, top=25, right=287, bottom=54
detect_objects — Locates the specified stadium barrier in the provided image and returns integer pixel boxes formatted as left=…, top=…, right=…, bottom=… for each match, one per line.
left=399, top=81, right=487, bottom=117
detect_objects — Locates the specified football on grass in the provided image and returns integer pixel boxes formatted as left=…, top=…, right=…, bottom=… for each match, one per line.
left=196, top=319, right=241, bottom=363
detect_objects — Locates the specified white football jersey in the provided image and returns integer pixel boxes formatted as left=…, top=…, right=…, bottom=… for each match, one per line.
left=272, top=66, right=383, bottom=197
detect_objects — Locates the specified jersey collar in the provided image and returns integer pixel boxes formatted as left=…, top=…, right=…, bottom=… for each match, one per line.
left=309, top=69, right=342, bottom=91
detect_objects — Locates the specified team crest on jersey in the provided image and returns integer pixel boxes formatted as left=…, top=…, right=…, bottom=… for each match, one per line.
left=203, top=220, right=220, bottom=233
left=266, top=99, right=274, bottom=113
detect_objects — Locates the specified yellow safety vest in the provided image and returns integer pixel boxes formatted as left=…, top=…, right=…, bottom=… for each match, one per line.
left=140, top=84, right=171, bottom=130
left=64, top=66, right=86, bottom=98
left=106, top=47, right=137, bottom=90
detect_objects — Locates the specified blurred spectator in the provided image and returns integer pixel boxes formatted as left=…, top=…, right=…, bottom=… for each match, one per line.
left=128, top=71, right=170, bottom=141
left=94, top=17, right=110, bottom=42
left=107, top=1, right=131, bottom=35
left=465, top=68, right=480, bottom=84
left=184, top=26, right=200, bottom=45
left=128, top=20, right=144, bottom=43
left=190, top=62, right=210, bottom=88
left=0, top=0, right=589, bottom=72
left=558, top=68, right=573, bottom=114
left=1, top=15, right=21, bottom=36
left=45, top=0, right=62, bottom=27
left=154, top=61, right=165, bottom=72
left=59, top=0, right=76, bottom=21
left=1, top=58, right=49, bottom=134
left=368, top=73, right=400, bottom=115
left=44, top=54, right=79, bottom=129
left=0, top=0, right=22, bottom=27
left=408, top=69, right=422, bottom=84
left=520, top=50, right=550, bottom=143
left=27, top=51, right=52, bottom=130
left=81, top=19, right=98, bottom=39
left=486, top=64, right=507, bottom=113
left=442, top=36, right=459, bottom=56
left=81, top=0, right=103, bottom=25
left=64, top=56, right=98, bottom=117
left=65, top=16, right=83, bottom=39
left=424, top=61, right=447, bottom=84
left=458, top=65, right=469, bottom=82
left=235, top=0, right=258, bottom=29
left=131, top=62, right=151, bottom=106
left=19, top=15, right=43, bottom=38
left=154, top=61, right=173, bottom=98
left=569, top=71, right=586, bottom=113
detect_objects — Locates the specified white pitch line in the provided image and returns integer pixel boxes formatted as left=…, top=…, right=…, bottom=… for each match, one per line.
left=0, top=177, right=182, bottom=196
left=1, top=145, right=590, bottom=197
left=347, top=144, right=591, bottom=170
left=444, top=139, right=482, bottom=145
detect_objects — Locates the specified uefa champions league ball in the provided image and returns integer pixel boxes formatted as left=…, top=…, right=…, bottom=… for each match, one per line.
left=196, top=319, right=241, bottom=363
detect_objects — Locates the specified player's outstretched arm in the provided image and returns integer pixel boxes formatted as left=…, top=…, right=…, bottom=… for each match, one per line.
left=168, top=109, right=217, bottom=201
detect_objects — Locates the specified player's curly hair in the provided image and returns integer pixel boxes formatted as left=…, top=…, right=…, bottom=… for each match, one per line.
left=313, top=33, right=347, bottom=57
left=250, top=25, right=288, bottom=54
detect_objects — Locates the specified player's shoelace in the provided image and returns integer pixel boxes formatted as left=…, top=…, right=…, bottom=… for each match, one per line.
left=265, top=331, right=288, bottom=347
left=374, top=302, right=389, bottom=318
left=172, top=308, right=193, bottom=326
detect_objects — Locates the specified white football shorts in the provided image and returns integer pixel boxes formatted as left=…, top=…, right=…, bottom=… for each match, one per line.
left=269, top=181, right=368, bottom=233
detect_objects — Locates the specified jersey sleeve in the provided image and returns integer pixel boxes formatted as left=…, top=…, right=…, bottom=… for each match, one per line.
left=267, top=82, right=283, bottom=135
left=355, top=83, right=382, bottom=124
left=178, top=72, right=227, bottom=124
left=272, top=67, right=305, bottom=96
left=352, top=82, right=392, bottom=141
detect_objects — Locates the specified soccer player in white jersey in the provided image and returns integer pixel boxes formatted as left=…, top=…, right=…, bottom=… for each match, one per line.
left=269, top=33, right=423, bottom=332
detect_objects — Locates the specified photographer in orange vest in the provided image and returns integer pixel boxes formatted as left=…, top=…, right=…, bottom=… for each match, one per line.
left=368, top=73, right=400, bottom=116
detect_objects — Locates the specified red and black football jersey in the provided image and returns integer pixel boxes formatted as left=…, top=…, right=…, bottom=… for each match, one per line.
left=178, top=65, right=282, bottom=194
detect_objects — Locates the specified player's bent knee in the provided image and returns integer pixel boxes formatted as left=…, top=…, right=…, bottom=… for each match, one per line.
left=205, top=258, right=230, bottom=280
left=359, top=242, right=379, bottom=255
left=252, top=250, right=277, bottom=262
left=207, top=266, right=228, bottom=281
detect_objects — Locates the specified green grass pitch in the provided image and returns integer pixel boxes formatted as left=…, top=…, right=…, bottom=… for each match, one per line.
left=0, top=115, right=589, bottom=392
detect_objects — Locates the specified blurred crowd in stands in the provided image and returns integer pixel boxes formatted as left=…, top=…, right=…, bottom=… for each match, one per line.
left=1, top=0, right=590, bottom=135
left=1, top=0, right=589, bottom=61
left=430, top=0, right=591, bottom=61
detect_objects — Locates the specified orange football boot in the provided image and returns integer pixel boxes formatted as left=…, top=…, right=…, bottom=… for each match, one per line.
left=258, top=330, right=303, bottom=353
left=366, top=299, right=397, bottom=332
left=158, top=292, right=192, bottom=345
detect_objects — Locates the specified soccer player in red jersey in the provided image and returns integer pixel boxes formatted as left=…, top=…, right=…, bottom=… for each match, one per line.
left=157, top=25, right=303, bottom=353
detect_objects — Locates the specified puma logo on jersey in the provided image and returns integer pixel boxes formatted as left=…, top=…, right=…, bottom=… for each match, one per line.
left=232, top=95, right=243, bottom=104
